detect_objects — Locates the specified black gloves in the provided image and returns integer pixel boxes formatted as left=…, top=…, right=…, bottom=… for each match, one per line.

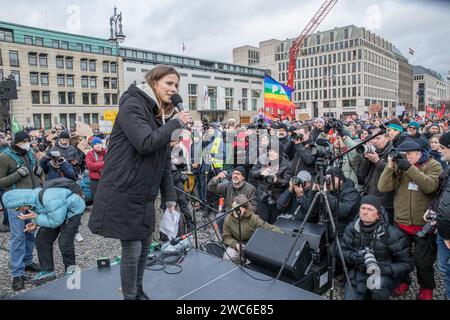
left=348, top=251, right=365, bottom=266
left=396, top=159, right=411, bottom=171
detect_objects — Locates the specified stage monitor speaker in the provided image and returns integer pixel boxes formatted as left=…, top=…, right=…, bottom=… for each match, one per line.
left=274, top=217, right=327, bottom=258
left=243, top=228, right=311, bottom=280
left=0, top=80, right=18, bottom=100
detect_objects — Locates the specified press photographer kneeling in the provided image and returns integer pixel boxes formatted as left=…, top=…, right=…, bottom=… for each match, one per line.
left=342, top=196, right=413, bottom=300
left=378, top=140, right=442, bottom=300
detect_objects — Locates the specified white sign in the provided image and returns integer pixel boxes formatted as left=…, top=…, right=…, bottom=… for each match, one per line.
left=99, top=120, right=113, bottom=134
left=395, top=105, right=406, bottom=116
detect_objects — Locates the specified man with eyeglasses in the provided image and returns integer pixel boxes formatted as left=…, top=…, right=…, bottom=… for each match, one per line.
left=405, top=121, right=429, bottom=150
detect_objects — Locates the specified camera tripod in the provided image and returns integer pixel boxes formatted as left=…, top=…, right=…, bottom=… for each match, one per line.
left=275, top=162, right=355, bottom=300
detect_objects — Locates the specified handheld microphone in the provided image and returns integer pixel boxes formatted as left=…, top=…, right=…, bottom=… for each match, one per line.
left=171, top=94, right=186, bottom=113
left=170, top=233, right=192, bottom=246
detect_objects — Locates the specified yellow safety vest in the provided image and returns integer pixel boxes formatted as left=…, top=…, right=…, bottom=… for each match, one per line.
left=210, top=137, right=223, bottom=169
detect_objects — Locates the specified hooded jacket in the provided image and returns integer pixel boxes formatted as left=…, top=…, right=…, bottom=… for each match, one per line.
left=2, top=187, right=85, bottom=229
left=88, top=83, right=181, bottom=240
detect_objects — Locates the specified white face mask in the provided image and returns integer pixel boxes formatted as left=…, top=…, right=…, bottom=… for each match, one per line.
left=18, top=143, right=31, bottom=152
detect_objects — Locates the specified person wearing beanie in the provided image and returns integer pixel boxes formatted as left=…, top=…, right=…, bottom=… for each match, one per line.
left=311, top=117, right=325, bottom=141
left=341, top=195, right=413, bottom=300
left=50, top=131, right=79, bottom=168
left=378, top=137, right=442, bottom=300
left=85, top=136, right=106, bottom=199
left=405, top=121, right=429, bottom=150
left=427, top=131, right=450, bottom=299
left=386, top=118, right=409, bottom=148
left=275, top=122, right=294, bottom=160
left=0, top=130, right=44, bottom=291
left=222, top=194, right=283, bottom=264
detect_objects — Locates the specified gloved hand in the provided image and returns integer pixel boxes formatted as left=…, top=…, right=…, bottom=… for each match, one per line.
left=33, top=165, right=43, bottom=176
left=16, top=166, right=30, bottom=177
left=348, top=251, right=365, bottom=266
left=396, top=158, right=411, bottom=171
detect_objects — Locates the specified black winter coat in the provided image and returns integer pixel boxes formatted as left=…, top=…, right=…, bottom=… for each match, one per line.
left=356, top=142, right=395, bottom=209
left=290, top=139, right=316, bottom=176
left=430, top=168, right=450, bottom=240
left=88, top=84, right=180, bottom=241
left=341, top=208, right=413, bottom=285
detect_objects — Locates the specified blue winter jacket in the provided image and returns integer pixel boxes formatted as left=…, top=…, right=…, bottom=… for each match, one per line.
left=2, top=188, right=86, bottom=228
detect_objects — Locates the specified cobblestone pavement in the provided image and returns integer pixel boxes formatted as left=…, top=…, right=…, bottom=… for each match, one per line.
left=0, top=205, right=447, bottom=300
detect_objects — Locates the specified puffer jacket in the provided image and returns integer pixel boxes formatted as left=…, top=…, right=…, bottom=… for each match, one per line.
left=85, top=149, right=106, bottom=181
left=2, top=187, right=86, bottom=229
left=378, top=156, right=442, bottom=226
left=341, top=206, right=413, bottom=283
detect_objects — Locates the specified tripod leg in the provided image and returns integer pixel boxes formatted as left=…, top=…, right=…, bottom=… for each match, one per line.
left=321, top=193, right=355, bottom=300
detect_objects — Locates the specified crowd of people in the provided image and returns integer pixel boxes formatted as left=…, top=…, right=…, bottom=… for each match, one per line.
left=0, top=102, right=450, bottom=300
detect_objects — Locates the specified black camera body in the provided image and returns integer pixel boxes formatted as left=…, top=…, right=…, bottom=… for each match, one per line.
left=262, top=192, right=276, bottom=206
left=417, top=211, right=437, bottom=238
left=389, top=149, right=406, bottom=160
left=265, top=174, right=276, bottom=184
left=290, top=132, right=304, bottom=142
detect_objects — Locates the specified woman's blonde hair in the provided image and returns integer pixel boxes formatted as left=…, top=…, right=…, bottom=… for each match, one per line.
left=144, top=65, right=180, bottom=118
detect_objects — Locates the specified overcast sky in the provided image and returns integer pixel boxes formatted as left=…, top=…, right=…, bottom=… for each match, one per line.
left=1, top=0, right=449, bottom=78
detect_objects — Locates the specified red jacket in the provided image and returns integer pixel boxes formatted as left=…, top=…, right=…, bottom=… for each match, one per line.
left=86, top=149, right=106, bottom=181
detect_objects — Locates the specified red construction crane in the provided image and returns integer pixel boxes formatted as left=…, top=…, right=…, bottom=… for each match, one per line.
left=287, top=0, right=339, bottom=89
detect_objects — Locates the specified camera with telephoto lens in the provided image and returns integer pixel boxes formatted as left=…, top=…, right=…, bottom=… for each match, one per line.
left=360, top=247, right=379, bottom=273
left=416, top=211, right=437, bottom=238
left=356, top=144, right=377, bottom=155
left=389, top=149, right=406, bottom=160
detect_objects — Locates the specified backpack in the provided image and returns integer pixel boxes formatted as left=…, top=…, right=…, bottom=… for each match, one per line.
left=38, top=177, right=83, bottom=204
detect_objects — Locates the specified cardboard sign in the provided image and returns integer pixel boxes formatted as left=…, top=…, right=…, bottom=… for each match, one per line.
left=99, top=120, right=113, bottom=134
left=75, top=121, right=93, bottom=138
left=77, top=139, right=93, bottom=155
left=103, top=110, right=119, bottom=122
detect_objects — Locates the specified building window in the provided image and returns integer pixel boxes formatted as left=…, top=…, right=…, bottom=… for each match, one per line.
left=11, top=70, right=20, bottom=87
left=39, top=73, right=49, bottom=86
left=92, top=113, right=99, bottom=124
left=68, top=92, right=76, bottom=105
left=43, top=114, right=52, bottom=130
left=83, top=44, right=91, bottom=53
left=103, top=78, right=110, bottom=89
left=82, top=93, right=90, bottom=105
left=58, top=92, right=66, bottom=104
left=9, top=51, right=19, bottom=67
left=103, top=61, right=109, bottom=73
left=188, top=84, right=198, bottom=96
left=57, top=74, right=65, bottom=87
left=81, top=76, right=89, bottom=88
left=52, top=40, right=59, bottom=49
left=110, top=62, right=117, bottom=74
left=91, top=93, right=98, bottom=105
left=42, top=91, right=50, bottom=104
left=67, top=75, right=74, bottom=87
left=69, top=114, right=76, bottom=130
left=35, top=37, right=43, bottom=46
left=83, top=114, right=91, bottom=125
left=111, top=78, right=117, bottom=89
left=60, top=114, right=67, bottom=128
left=66, top=59, right=76, bottom=72
left=89, top=60, right=96, bottom=72
left=61, top=41, right=69, bottom=50
left=27, top=53, right=37, bottom=67
left=0, top=29, right=13, bottom=42
left=104, top=94, right=111, bottom=105
left=90, top=77, right=97, bottom=88
left=31, top=91, right=40, bottom=104
left=56, top=56, right=64, bottom=69
left=80, top=59, right=88, bottom=71
left=33, top=114, right=42, bottom=129
left=29, top=72, right=39, bottom=85
left=39, top=54, right=48, bottom=67
left=112, top=94, right=118, bottom=105
left=75, top=43, right=82, bottom=51
left=105, top=47, right=112, bottom=55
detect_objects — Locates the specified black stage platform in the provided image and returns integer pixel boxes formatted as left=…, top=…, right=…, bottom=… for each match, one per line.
left=12, top=250, right=323, bottom=300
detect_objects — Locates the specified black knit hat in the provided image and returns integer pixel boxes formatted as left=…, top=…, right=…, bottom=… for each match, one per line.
left=13, top=131, right=30, bottom=145
left=439, top=131, right=450, bottom=149
left=360, top=195, right=382, bottom=216
left=232, top=165, right=247, bottom=179
left=397, top=140, right=421, bottom=152
left=326, top=167, right=346, bottom=181
left=59, top=131, right=70, bottom=139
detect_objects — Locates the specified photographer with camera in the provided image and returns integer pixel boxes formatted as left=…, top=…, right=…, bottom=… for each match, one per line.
left=311, top=117, right=326, bottom=141
left=40, top=150, right=76, bottom=182
left=378, top=140, right=442, bottom=299
left=426, top=132, right=450, bottom=299
left=341, top=195, right=413, bottom=300
left=250, top=148, right=292, bottom=224
left=290, top=125, right=316, bottom=177
left=356, top=129, right=395, bottom=224
left=276, top=170, right=317, bottom=222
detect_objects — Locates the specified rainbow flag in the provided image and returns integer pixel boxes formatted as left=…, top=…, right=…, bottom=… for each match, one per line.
left=264, top=75, right=295, bottom=119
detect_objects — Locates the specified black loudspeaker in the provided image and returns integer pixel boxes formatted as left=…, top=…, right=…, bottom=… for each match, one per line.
left=0, top=80, right=18, bottom=100
left=294, top=257, right=331, bottom=295
left=274, top=217, right=327, bottom=260
left=243, top=228, right=311, bottom=280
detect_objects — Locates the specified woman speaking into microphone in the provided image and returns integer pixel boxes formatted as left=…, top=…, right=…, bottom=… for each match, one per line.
left=88, top=65, right=192, bottom=300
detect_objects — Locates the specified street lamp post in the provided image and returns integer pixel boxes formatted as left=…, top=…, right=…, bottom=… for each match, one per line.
left=238, top=100, right=242, bottom=124
left=108, top=7, right=126, bottom=102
